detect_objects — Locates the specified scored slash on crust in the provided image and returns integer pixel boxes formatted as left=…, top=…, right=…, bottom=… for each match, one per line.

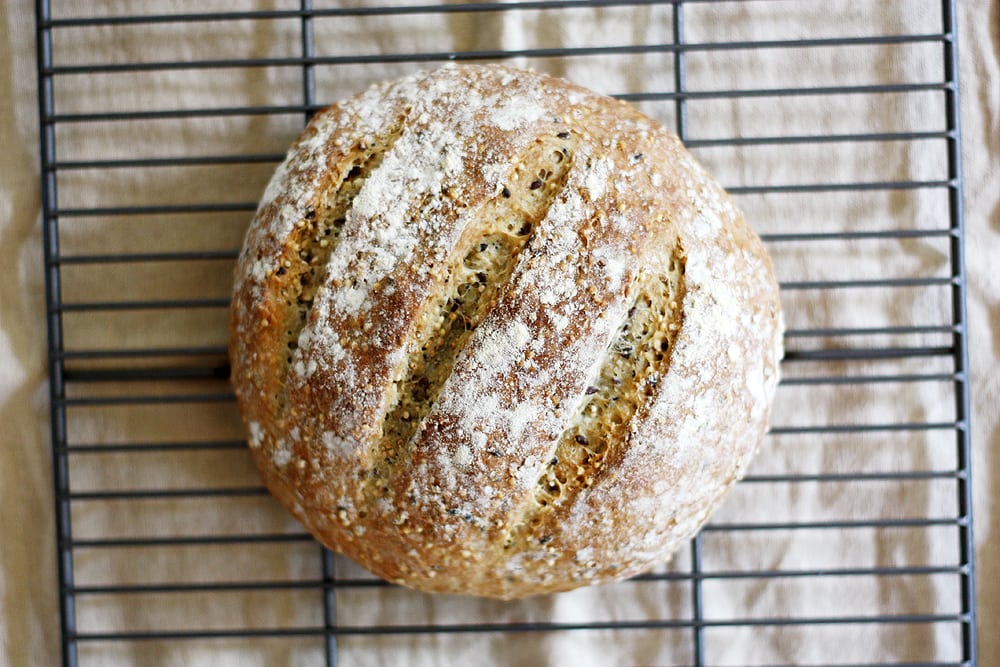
left=273, top=116, right=409, bottom=417
left=376, top=135, right=575, bottom=488
left=508, top=248, right=688, bottom=549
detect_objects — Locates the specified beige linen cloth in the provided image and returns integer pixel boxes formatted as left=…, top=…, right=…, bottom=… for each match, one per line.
left=2, top=1, right=998, bottom=665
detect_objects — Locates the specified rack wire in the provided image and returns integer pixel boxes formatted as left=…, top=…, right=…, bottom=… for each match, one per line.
left=36, top=1, right=976, bottom=665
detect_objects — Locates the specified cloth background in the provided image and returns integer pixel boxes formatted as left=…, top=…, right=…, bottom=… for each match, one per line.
left=1, top=1, right=997, bottom=665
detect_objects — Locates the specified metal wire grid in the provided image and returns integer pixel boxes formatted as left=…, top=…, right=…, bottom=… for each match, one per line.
left=35, top=1, right=975, bottom=665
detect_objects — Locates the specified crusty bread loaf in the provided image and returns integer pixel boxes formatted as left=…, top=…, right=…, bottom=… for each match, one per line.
left=229, top=63, right=783, bottom=599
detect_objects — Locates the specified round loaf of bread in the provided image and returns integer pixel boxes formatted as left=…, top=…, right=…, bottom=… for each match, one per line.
left=230, top=63, right=783, bottom=599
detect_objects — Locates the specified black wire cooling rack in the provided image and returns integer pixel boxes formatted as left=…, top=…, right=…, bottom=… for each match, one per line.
left=36, top=1, right=976, bottom=665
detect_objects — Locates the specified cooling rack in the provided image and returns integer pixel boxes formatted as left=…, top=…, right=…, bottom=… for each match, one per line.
left=35, top=1, right=976, bottom=665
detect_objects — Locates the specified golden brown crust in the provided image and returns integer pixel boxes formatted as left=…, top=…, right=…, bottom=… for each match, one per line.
left=230, top=64, right=783, bottom=599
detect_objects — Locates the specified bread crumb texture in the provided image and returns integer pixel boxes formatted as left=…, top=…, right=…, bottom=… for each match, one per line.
left=229, top=63, right=783, bottom=599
